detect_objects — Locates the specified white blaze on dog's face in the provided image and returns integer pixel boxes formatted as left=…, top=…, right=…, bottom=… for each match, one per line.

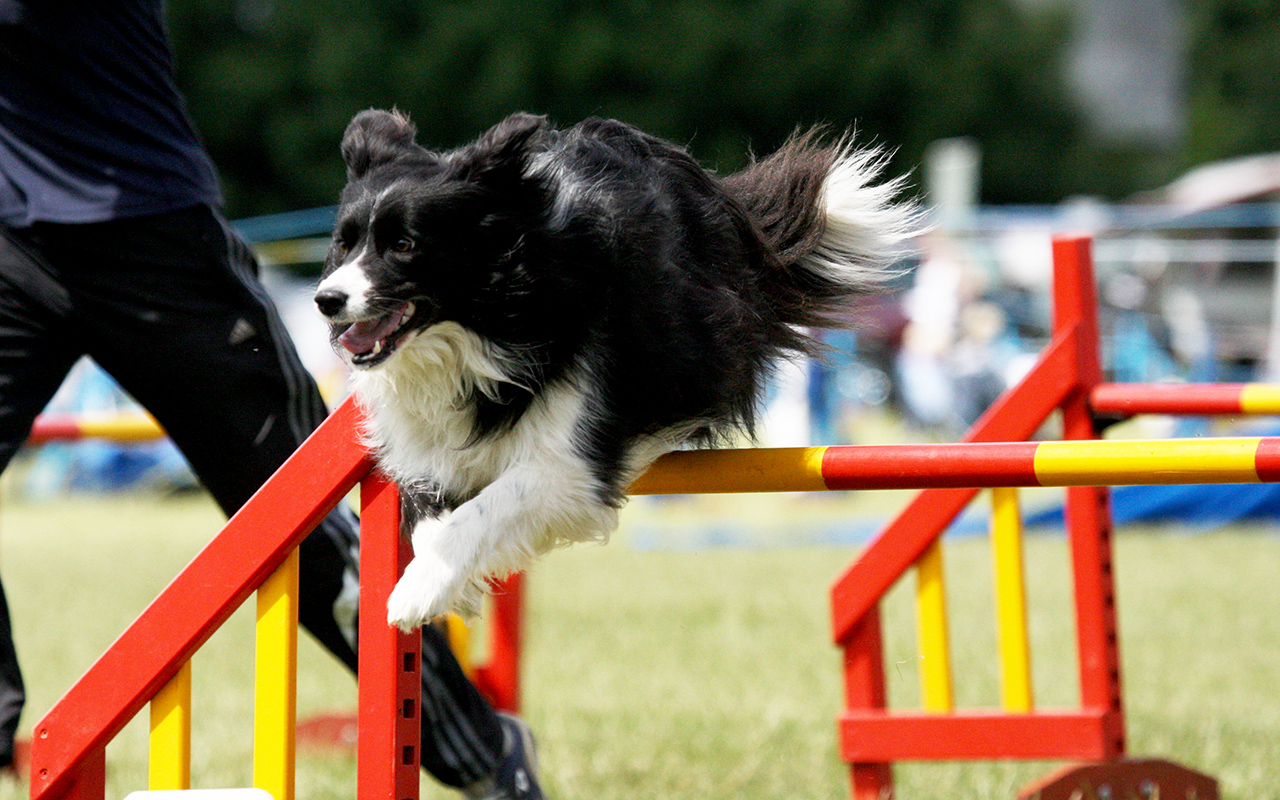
left=317, top=256, right=376, bottom=321
left=313, top=108, right=549, bottom=369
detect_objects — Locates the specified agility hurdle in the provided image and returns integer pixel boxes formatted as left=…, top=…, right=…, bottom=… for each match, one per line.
left=27, top=233, right=1254, bottom=799
left=30, top=403, right=1256, bottom=800
left=819, top=235, right=1217, bottom=800
left=633, top=234, right=1241, bottom=798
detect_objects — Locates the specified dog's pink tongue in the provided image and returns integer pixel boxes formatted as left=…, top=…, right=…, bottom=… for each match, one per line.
left=338, top=312, right=402, bottom=355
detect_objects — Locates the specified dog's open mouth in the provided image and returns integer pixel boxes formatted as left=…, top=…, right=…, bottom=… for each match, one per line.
left=333, top=301, right=421, bottom=367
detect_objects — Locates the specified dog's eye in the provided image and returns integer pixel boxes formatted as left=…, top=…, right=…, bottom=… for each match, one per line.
left=391, top=237, right=415, bottom=254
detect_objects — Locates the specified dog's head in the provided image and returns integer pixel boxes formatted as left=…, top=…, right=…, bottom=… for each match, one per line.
left=315, top=109, right=548, bottom=368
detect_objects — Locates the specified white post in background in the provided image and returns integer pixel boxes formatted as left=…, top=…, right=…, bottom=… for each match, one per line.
left=1267, top=238, right=1280, bottom=383
left=924, top=137, right=981, bottom=231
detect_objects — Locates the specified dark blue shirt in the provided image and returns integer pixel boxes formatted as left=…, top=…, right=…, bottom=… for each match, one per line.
left=0, top=0, right=222, bottom=227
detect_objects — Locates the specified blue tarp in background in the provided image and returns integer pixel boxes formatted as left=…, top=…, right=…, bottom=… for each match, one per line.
left=1027, top=482, right=1280, bottom=529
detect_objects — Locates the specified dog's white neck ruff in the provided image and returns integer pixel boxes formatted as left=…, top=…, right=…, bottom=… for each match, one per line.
left=351, top=322, right=531, bottom=494
left=350, top=320, right=622, bottom=539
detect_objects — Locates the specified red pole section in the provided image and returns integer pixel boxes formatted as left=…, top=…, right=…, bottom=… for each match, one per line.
left=25, top=418, right=84, bottom=443
left=472, top=573, right=525, bottom=713
left=1091, top=383, right=1255, bottom=416
left=357, top=471, right=421, bottom=800
left=819, top=442, right=1037, bottom=489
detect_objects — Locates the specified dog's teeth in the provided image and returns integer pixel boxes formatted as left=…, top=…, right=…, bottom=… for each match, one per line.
left=405, top=302, right=416, bottom=318
left=372, top=340, right=383, bottom=355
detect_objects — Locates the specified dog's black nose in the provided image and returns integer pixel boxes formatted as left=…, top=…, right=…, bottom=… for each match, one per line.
left=315, top=288, right=348, bottom=318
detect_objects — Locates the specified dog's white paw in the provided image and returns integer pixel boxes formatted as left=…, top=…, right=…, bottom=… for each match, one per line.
left=386, top=552, right=457, bottom=631
left=385, top=552, right=487, bottom=630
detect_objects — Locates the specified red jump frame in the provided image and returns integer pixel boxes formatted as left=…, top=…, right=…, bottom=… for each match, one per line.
left=26, top=398, right=521, bottom=800
left=830, top=236, right=1123, bottom=798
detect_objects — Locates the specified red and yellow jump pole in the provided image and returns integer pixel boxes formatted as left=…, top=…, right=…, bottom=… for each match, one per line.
left=1091, top=382, right=1280, bottom=417
left=26, top=413, right=165, bottom=443
left=630, top=436, right=1280, bottom=495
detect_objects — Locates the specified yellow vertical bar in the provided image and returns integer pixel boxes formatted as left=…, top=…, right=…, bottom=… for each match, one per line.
left=990, top=487, right=1034, bottom=712
left=915, top=539, right=953, bottom=712
left=444, top=614, right=473, bottom=679
left=148, top=660, right=192, bottom=790
left=254, top=548, right=299, bottom=800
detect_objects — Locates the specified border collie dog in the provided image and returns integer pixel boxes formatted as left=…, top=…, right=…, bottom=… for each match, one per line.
left=315, top=109, right=915, bottom=629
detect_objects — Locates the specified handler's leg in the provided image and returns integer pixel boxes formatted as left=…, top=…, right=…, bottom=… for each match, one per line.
left=0, top=226, right=86, bottom=767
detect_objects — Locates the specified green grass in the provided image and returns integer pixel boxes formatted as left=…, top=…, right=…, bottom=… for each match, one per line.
left=0, top=487, right=1278, bottom=799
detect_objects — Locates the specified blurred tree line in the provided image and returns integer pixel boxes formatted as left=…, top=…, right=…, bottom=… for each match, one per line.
left=1185, top=0, right=1280, bottom=168
left=165, top=0, right=1279, bottom=219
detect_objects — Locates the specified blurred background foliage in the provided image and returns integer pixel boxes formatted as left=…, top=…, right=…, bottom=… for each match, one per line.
left=1185, top=0, right=1280, bottom=166
left=165, top=0, right=1279, bottom=219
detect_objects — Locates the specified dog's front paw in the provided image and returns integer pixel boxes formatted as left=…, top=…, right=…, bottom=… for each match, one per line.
left=386, top=553, right=486, bottom=630
left=386, top=552, right=456, bottom=631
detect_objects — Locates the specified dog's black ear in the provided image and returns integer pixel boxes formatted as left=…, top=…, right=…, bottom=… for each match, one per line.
left=459, top=112, right=548, bottom=181
left=341, top=108, right=421, bottom=181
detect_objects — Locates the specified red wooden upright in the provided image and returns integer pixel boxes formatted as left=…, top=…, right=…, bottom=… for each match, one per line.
left=1052, top=236, right=1126, bottom=759
left=472, top=573, right=525, bottom=713
left=358, top=471, right=422, bottom=800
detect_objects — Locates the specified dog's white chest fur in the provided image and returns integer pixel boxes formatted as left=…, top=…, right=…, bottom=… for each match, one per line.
left=352, top=322, right=622, bottom=623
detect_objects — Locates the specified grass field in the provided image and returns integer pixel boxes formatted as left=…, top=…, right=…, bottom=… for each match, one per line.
left=0, top=485, right=1277, bottom=799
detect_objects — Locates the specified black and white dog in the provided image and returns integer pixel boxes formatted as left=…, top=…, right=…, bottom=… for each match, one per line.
left=315, top=109, right=915, bottom=629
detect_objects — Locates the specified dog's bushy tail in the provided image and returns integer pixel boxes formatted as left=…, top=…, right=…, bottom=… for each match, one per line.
left=722, top=129, right=918, bottom=333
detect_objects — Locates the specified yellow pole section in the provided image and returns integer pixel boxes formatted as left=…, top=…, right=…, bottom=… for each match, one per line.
left=627, top=446, right=828, bottom=495
left=989, top=487, right=1034, bottom=712
left=148, top=660, right=192, bottom=790
left=77, top=413, right=165, bottom=441
left=254, top=548, right=298, bottom=800
left=1241, top=384, right=1280, bottom=414
left=915, top=539, right=953, bottom=713
left=1033, top=437, right=1260, bottom=485
left=444, top=614, right=473, bottom=679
